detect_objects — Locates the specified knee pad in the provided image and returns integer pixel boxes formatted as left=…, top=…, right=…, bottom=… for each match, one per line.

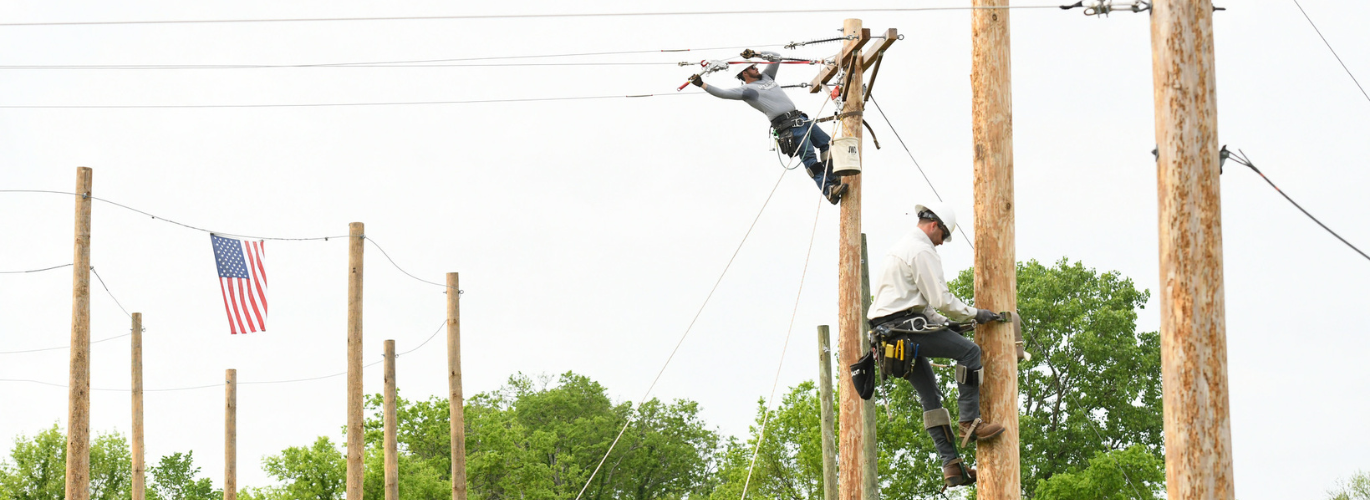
left=954, top=365, right=983, bottom=387
left=923, top=408, right=952, bottom=431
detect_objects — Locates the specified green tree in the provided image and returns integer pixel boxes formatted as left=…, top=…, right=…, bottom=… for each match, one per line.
left=360, top=391, right=453, bottom=499
left=148, top=451, right=217, bottom=500
left=705, top=383, right=824, bottom=500
left=0, top=425, right=134, bottom=500
left=1032, top=445, right=1165, bottom=500
left=260, top=437, right=345, bottom=500
left=1328, top=470, right=1370, bottom=500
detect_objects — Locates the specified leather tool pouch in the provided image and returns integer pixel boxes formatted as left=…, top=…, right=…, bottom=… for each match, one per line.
left=775, top=131, right=800, bottom=157
left=875, top=334, right=915, bottom=380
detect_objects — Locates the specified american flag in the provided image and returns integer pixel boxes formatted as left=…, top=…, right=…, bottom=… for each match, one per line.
left=211, top=234, right=268, bottom=334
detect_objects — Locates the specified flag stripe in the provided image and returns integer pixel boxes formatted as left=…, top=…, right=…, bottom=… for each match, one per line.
left=252, top=241, right=268, bottom=288
left=239, top=278, right=262, bottom=333
left=225, top=277, right=248, bottom=334
left=219, top=279, right=238, bottom=335
left=245, top=241, right=269, bottom=317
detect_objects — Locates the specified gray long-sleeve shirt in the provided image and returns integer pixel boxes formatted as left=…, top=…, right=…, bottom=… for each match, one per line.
left=702, top=52, right=797, bottom=121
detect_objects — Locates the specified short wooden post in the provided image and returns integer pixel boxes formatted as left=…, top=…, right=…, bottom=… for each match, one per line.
left=384, top=340, right=398, bottom=500
left=347, top=222, right=365, bottom=500
left=447, top=272, right=467, bottom=500
left=66, top=166, right=93, bottom=500
left=132, top=312, right=145, bottom=500
left=225, top=369, right=237, bottom=500
left=817, top=326, right=838, bottom=500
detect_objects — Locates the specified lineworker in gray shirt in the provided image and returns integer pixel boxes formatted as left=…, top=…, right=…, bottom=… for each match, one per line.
left=691, top=49, right=848, bottom=205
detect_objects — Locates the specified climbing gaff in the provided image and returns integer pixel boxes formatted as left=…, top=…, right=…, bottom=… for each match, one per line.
left=996, top=311, right=1030, bottom=362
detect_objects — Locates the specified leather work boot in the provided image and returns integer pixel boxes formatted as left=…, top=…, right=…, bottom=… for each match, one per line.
left=942, top=459, right=977, bottom=490
left=825, top=182, right=848, bottom=205
left=958, top=418, right=1005, bottom=447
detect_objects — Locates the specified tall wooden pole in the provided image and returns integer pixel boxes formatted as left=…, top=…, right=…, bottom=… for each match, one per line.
left=817, top=325, right=838, bottom=500
left=347, top=222, right=365, bottom=500
left=836, top=17, right=866, bottom=500
left=66, top=166, right=93, bottom=500
left=447, top=272, right=467, bottom=500
left=131, top=312, right=145, bottom=500
left=384, top=340, right=398, bottom=500
left=971, top=0, right=1021, bottom=498
left=859, top=235, right=877, bottom=500
left=224, top=369, right=237, bottom=500
left=1151, top=1, right=1233, bottom=498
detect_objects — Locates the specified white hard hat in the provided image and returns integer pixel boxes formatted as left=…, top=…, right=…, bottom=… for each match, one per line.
left=914, top=201, right=958, bottom=242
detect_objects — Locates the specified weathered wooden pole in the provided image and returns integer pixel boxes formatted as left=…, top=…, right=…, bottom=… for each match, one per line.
left=971, top=0, right=1021, bottom=498
left=859, top=235, right=877, bottom=500
left=1151, top=1, right=1233, bottom=498
left=817, top=325, right=838, bottom=500
left=836, top=17, right=866, bottom=500
left=224, top=369, right=237, bottom=500
left=131, top=312, right=145, bottom=500
left=347, top=222, right=365, bottom=500
left=384, top=340, right=398, bottom=500
left=447, top=272, right=467, bottom=500
left=66, top=166, right=93, bottom=500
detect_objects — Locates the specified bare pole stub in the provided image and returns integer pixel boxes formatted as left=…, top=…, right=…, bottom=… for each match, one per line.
left=384, top=340, right=398, bottom=500
left=447, top=272, right=467, bottom=500
left=1151, top=1, right=1234, bottom=498
left=225, top=369, right=237, bottom=500
left=132, top=312, right=145, bottom=500
left=817, top=325, right=838, bottom=500
left=347, top=222, right=365, bottom=500
left=971, top=0, right=1022, bottom=497
left=66, top=166, right=93, bottom=500
left=836, top=17, right=866, bottom=500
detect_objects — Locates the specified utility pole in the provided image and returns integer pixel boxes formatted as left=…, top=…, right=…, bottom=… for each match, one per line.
left=447, top=272, right=467, bottom=500
left=808, top=21, right=897, bottom=500
left=67, top=166, right=93, bottom=500
left=225, top=369, right=237, bottom=500
left=384, top=340, right=398, bottom=500
left=132, top=312, right=145, bottom=500
left=347, top=222, right=365, bottom=500
left=817, top=325, right=837, bottom=500
left=859, top=235, right=877, bottom=500
left=1150, top=1, right=1233, bottom=498
left=971, top=0, right=1021, bottom=498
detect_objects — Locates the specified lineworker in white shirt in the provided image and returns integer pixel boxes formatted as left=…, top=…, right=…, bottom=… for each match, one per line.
left=866, top=201, right=1005, bottom=489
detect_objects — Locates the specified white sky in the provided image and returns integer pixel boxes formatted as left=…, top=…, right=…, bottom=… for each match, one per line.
left=2, top=1, right=1367, bottom=498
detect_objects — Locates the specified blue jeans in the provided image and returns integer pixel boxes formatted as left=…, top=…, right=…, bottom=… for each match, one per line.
left=790, top=120, right=834, bottom=193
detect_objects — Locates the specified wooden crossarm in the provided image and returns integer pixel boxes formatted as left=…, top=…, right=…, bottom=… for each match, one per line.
left=808, top=28, right=871, bottom=93
left=862, top=28, right=898, bottom=70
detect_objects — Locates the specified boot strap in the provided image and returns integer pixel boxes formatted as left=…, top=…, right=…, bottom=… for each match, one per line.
left=959, top=418, right=982, bottom=448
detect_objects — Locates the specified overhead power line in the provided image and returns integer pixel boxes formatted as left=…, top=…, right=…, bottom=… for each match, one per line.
left=1226, top=149, right=1370, bottom=262
left=0, top=92, right=697, bottom=109
left=867, top=94, right=975, bottom=250
left=0, top=263, right=73, bottom=274
left=0, top=5, right=1062, bottom=27
left=1290, top=0, right=1370, bottom=105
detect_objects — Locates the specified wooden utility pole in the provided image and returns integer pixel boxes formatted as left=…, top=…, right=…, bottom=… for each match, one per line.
left=225, top=369, right=237, bottom=500
left=131, top=312, right=145, bottom=500
left=66, top=166, right=93, bottom=500
left=816, top=325, right=837, bottom=500
left=384, top=340, right=398, bottom=500
left=447, top=272, right=467, bottom=500
left=347, top=222, right=365, bottom=500
left=971, top=0, right=1021, bottom=498
left=859, top=235, right=877, bottom=500
left=1150, top=1, right=1233, bottom=498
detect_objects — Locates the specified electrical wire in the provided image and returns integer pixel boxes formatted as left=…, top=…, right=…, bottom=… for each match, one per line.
left=1291, top=0, right=1370, bottom=105
left=867, top=95, right=975, bottom=250
left=0, top=332, right=131, bottom=355
left=1227, top=149, right=1370, bottom=262
left=365, top=237, right=461, bottom=293
left=90, top=266, right=133, bottom=318
left=0, top=5, right=1066, bottom=27
left=0, top=61, right=687, bottom=70
left=0, top=92, right=698, bottom=109
left=572, top=167, right=791, bottom=500
left=0, top=263, right=72, bottom=274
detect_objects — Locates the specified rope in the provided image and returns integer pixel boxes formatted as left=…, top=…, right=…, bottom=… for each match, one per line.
left=572, top=168, right=791, bottom=500
left=867, top=95, right=975, bottom=251
left=1226, top=149, right=1370, bottom=262
left=738, top=193, right=824, bottom=500
left=1290, top=0, right=1370, bottom=105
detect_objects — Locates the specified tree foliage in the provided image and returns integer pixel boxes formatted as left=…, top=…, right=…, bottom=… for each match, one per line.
left=260, top=437, right=345, bottom=500
left=1032, top=445, right=1165, bottom=500
left=148, top=451, right=218, bottom=500
left=0, top=425, right=135, bottom=500
left=1328, top=470, right=1370, bottom=500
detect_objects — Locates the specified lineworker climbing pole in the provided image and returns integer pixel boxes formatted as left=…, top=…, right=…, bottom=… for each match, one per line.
left=863, top=201, right=1005, bottom=489
left=691, top=49, right=848, bottom=204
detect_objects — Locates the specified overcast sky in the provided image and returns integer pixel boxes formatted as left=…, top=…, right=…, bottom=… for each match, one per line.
left=2, top=1, right=1368, bottom=498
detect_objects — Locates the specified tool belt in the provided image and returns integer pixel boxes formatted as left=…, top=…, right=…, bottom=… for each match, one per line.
left=869, top=309, right=959, bottom=380
left=769, top=110, right=806, bottom=133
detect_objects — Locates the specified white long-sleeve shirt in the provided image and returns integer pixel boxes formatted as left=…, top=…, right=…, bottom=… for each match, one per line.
left=867, top=229, right=977, bottom=323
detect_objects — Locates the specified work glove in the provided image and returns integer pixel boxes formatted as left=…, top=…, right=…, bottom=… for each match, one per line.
left=974, top=308, right=1001, bottom=324
left=690, top=74, right=704, bottom=87
left=740, top=49, right=758, bottom=59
